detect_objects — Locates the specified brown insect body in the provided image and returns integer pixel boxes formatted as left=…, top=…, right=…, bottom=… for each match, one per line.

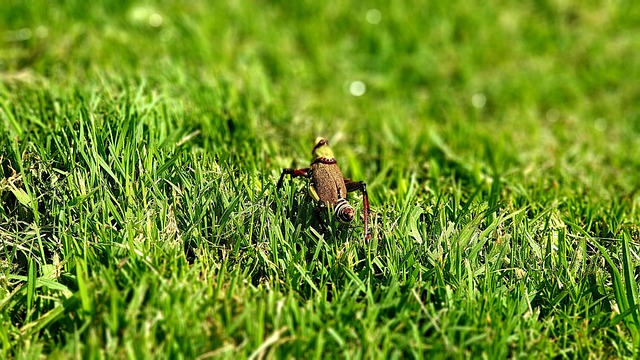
left=277, top=137, right=370, bottom=241
left=311, top=160, right=347, bottom=206
left=310, top=158, right=355, bottom=222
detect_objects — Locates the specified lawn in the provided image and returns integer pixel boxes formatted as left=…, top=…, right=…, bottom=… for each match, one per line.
left=1, top=0, right=640, bottom=358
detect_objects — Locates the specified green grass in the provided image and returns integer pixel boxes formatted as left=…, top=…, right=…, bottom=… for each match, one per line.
left=2, top=0, right=640, bottom=358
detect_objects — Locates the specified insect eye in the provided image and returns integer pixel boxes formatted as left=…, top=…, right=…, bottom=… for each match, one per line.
left=313, top=138, right=328, bottom=151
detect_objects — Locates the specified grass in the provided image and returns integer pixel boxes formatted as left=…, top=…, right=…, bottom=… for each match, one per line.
left=1, top=0, right=640, bottom=358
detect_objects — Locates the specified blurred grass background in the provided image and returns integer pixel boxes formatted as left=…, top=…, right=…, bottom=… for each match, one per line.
left=4, top=0, right=639, bottom=193
left=1, top=0, right=640, bottom=358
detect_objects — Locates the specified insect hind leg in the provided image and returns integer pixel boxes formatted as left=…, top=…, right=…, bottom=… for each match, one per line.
left=344, top=179, right=371, bottom=241
left=277, top=168, right=310, bottom=189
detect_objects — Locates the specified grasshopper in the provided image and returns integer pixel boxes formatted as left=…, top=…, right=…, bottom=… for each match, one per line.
left=277, top=137, right=371, bottom=241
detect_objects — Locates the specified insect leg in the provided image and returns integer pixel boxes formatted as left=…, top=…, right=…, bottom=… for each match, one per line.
left=313, top=203, right=329, bottom=235
left=277, top=168, right=310, bottom=189
left=344, top=180, right=371, bottom=241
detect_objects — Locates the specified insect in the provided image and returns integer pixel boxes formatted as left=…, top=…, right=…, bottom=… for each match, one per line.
left=277, top=137, right=371, bottom=241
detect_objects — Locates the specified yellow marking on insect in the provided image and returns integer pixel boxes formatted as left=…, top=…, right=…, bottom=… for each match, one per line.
left=312, top=137, right=335, bottom=160
left=308, top=184, right=320, bottom=202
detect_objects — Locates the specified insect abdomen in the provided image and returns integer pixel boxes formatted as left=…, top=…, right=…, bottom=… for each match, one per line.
left=335, top=198, right=355, bottom=223
left=311, top=162, right=347, bottom=205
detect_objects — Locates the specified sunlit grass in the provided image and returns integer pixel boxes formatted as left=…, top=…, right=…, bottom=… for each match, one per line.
left=1, top=0, right=640, bottom=358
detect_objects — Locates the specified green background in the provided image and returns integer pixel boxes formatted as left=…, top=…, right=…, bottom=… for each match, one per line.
left=1, top=0, right=639, bottom=358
